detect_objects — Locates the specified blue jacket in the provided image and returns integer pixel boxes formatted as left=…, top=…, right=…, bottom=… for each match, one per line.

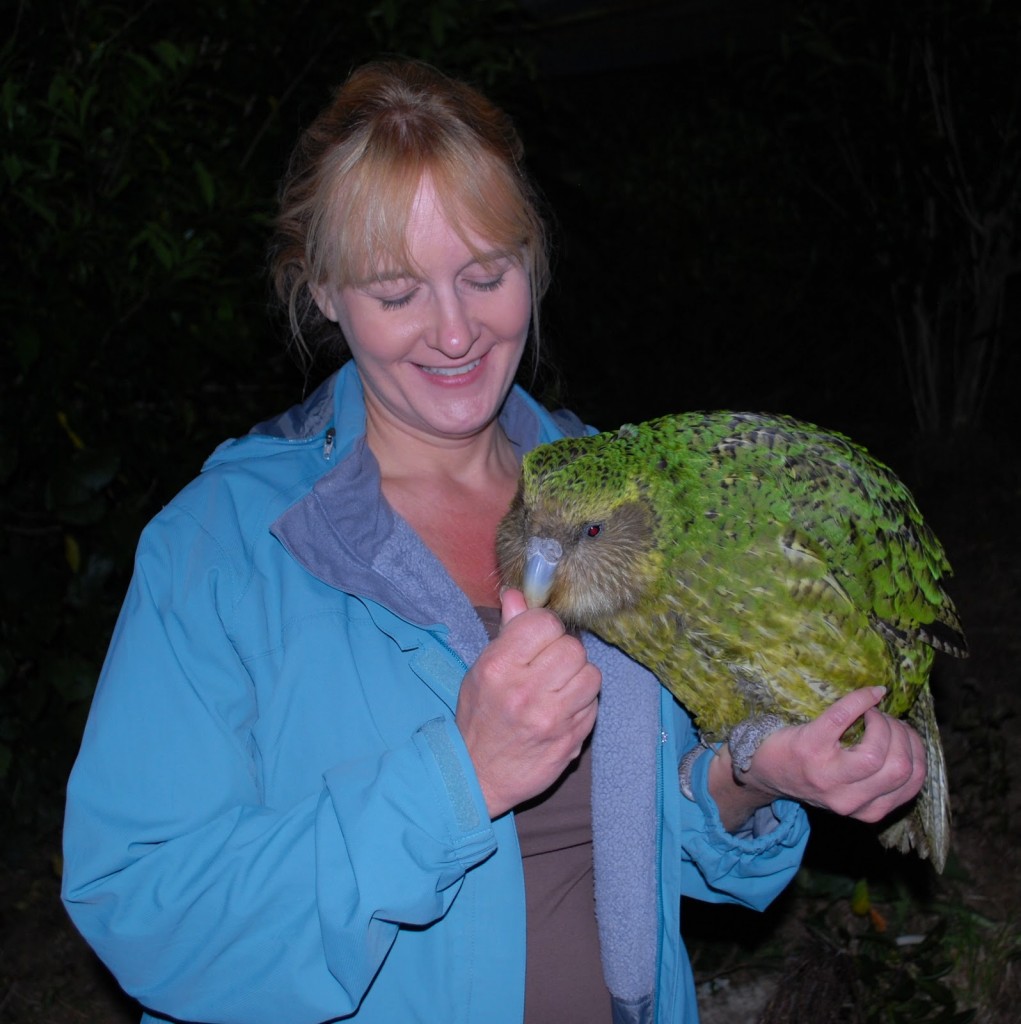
left=62, top=362, right=808, bottom=1024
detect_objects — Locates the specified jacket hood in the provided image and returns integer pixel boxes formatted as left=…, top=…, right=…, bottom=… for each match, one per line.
left=201, top=362, right=581, bottom=474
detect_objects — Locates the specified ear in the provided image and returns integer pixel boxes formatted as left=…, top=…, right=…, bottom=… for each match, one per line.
left=309, top=281, right=339, bottom=323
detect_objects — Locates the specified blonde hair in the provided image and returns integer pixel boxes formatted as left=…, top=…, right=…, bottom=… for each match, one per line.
left=270, top=60, right=550, bottom=369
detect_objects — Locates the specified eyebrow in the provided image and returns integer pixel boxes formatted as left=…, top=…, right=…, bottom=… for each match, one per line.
left=355, top=248, right=519, bottom=288
left=359, top=268, right=414, bottom=285
left=465, top=248, right=518, bottom=267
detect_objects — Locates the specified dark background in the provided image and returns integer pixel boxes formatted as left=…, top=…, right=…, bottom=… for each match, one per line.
left=3, top=1, right=1019, bottom=1019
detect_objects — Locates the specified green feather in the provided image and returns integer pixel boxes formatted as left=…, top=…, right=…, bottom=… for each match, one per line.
left=497, top=411, right=967, bottom=871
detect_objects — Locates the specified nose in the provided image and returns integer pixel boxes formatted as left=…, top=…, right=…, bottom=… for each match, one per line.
left=427, top=291, right=479, bottom=358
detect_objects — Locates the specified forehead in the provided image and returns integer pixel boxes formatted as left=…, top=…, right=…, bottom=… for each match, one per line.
left=328, top=150, right=529, bottom=286
left=361, top=178, right=516, bottom=281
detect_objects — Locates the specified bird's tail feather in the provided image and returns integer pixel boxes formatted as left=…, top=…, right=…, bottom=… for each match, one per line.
left=877, top=684, right=950, bottom=872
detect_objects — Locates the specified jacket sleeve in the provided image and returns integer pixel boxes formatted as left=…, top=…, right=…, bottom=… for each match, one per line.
left=61, top=506, right=496, bottom=1024
left=670, top=702, right=810, bottom=911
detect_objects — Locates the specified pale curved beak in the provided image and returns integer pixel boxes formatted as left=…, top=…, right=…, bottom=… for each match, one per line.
left=522, top=536, right=563, bottom=608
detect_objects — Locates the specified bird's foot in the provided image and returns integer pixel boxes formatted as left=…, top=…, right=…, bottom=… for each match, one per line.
left=728, top=714, right=787, bottom=774
left=678, top=740, right=712, bottom=801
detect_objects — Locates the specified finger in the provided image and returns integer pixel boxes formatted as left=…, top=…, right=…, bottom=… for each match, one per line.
left=500, top=588, right=528, bottom=625
left=817, top=685, right=887, bottom=741
left=563, top=685, right=601, bottom=743
left=867, top=714, right=925, bottom=791
left=563, top=664, right=602, bottom=714
left=845, top=716, right=925, bottom=818
left=849, top=707, right=895, bottom=777
left=495, top=604, right=565, bottom=660
left=859, top=709, right=925, bottom=778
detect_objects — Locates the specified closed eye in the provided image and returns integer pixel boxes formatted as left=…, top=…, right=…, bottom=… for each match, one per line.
left=466, top=273, right=505, bottom=293
left=379, top=288, right=419, bottom=311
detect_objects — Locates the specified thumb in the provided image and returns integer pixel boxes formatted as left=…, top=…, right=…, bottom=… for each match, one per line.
left=818, top=685, right=887, bottom=738
left=500, top=587, right=528, bottom=625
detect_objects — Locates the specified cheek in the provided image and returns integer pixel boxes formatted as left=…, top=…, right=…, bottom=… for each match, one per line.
left=491, top=278, right=532, bottom=342
left=340, top=307, right=415, bottom=365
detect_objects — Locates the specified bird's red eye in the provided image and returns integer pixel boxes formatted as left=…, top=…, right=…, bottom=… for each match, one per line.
left=586, top=524, right=601, bottom=538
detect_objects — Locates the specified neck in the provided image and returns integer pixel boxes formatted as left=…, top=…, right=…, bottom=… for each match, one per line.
left=364, top=411, right=521, bottom=609
left=365, top=408, right=518, bottom=489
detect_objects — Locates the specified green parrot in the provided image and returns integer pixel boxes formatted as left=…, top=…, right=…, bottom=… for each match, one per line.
left=496, top=412, right=967, bottom=872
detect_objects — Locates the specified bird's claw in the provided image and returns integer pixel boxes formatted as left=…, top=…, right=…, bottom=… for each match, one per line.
left=728, top=714, right=787, bottom=774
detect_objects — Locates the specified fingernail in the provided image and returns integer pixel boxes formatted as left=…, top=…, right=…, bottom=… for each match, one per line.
left=872, top=686, right=887, bottom=698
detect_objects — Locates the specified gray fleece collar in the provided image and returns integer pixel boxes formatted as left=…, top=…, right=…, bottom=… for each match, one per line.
left=269, top=366, right=659, bottom=1011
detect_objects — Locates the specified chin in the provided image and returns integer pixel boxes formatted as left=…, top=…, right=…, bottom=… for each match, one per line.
left=427, top=385, right=512, bottom=434
left=424, top=408, right=502, bottom=440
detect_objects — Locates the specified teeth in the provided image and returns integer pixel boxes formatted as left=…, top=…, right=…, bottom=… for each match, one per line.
left=422, top=359, right=481, bottom=377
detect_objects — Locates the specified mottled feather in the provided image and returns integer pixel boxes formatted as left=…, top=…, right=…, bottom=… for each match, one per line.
left=497, top=412, right=967, bottom=871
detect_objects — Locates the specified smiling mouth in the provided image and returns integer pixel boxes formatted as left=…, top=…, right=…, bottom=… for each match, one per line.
left=420, top=358, right=482, bottom=377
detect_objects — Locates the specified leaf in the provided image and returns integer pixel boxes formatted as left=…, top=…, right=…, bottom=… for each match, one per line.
left=66, top=552, right=117, bottom=608
left=3, top=152, right=24, bottom=184
left=77, top=81, right=98, bottom=127
left=57, top=411, right=86, bottom=450
left=373, top=0, right=399, bottom=31
left=44, top=654, right=98, bottom=703
left=46, top=72, right=70, bottom=110
left=64, top=533, right=82, bottom=574
left=45, top=449, right=120, bottom=523
left=152, top=39, right=187, bottom=71
left=125, top=51, right=162, bottom=85
left=14, top=188, right=59, bottom=228
left=194, top=159, right=215, bottom=208
left=14, top=324, right=41, bottom=371
left=69, top=449, right=120, bottom=491
left=134, top=221, right=177, bottom=270
left=0, top=77, right=22, bottom=130
left=851, top=877, right=872, bottom=916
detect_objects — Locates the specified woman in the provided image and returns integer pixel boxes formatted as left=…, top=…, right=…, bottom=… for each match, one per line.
left=62, top=60, right=925, bottom=1024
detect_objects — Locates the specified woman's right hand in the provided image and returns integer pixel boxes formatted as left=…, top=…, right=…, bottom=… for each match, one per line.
left=455, top=589, right=602, bottom=818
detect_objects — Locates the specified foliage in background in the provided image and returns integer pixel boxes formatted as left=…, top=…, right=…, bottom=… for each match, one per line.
left=686, top=856, right=1020, bottom=1023
left=759, top=869, right=985, bottom=1023
left=769, top=0, right=1021, bottom=440
left=0, top=0, right=535, bottom=854
left=1, top=0, right=1015, bottom=852
left=535, top=0, right=1020, bottom=445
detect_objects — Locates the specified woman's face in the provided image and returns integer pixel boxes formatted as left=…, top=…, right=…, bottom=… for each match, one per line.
left=313, top=177, right=532, bottom=448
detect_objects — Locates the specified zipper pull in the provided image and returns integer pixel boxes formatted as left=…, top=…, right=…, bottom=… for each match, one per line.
left=322, top=427, right=336, bottom=461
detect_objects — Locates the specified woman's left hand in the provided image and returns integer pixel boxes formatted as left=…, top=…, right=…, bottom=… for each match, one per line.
left=708, top=686, right=927, bottom=830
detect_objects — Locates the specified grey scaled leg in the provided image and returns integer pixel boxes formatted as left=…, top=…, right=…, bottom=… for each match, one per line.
left=728, top=714, right=787, bottom=775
